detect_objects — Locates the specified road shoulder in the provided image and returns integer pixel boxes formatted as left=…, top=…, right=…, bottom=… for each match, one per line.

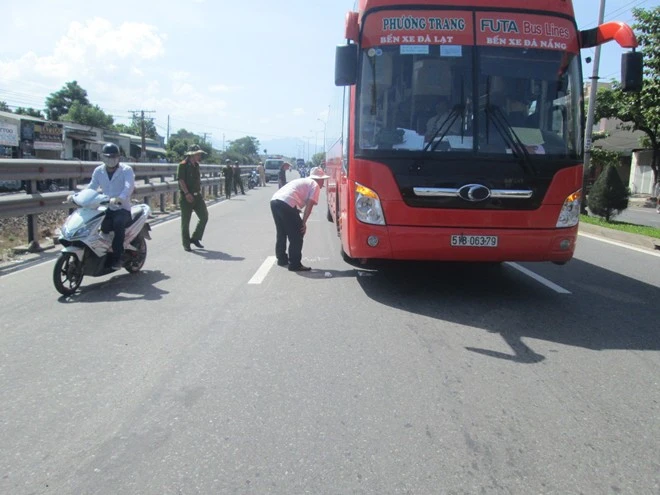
left=578, top=222, right=660, bottom=252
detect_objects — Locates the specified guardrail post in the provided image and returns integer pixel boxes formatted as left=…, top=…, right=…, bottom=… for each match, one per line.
left=143, top=176, right=150, bottom=207
left=159, top=175, right=165, bottom=213
left=212, top=172, right=218, bottom=198
left=25, top=180, right=41, bottom=252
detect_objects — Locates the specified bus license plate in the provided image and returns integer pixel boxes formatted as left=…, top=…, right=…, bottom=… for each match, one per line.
left=450, top=235, right=498, bottom=247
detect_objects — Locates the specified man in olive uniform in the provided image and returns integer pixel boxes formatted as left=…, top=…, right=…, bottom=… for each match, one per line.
left=233, top=161, right=245, bottom=195
left=177, top=144, right=208, bottom=251
left=222, top=159, right=233, bottom=199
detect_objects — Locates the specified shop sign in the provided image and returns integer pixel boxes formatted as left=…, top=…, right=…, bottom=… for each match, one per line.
left=0, top=122, right=19, bottom=147
left=23, top=121, right=64, bottom=151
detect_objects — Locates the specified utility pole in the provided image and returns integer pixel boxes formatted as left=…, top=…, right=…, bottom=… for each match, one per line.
left=317, top=117, right=327, bottom=156
left=166, top=115, right=170, bottom=143
left=202, top=132, right=212, bottom=144
left=128, top=109, right=155, bottom=161
left=582, top=0, right=606, bottom=212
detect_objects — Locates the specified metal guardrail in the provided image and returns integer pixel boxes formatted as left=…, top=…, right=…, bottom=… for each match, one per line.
left=0, top=159, right=254, bottom=251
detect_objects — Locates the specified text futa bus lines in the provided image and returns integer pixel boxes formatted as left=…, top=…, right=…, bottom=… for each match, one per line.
left=325, top=0, right=642, bottom=264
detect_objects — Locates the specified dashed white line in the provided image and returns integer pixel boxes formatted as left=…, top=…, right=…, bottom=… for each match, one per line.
left=248, top=256, right=276, bottom=284
left=505, top=262, right=572, bottom=294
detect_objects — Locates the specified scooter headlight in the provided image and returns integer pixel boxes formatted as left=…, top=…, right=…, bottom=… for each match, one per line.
left=63, top=224, right=91, bottom=239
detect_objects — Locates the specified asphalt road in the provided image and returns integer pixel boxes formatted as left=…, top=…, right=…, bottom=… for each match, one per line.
left=1, top=178, right=659, bottom=495
left=616, top=204, right=660, bottom=229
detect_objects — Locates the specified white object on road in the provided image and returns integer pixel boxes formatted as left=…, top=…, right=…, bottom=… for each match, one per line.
left=324, top=271, right=332, bottom=278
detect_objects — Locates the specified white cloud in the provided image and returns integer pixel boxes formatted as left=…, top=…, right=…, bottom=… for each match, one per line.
left=292, top=108, right=305, bottom=116
left=208, top=84, right=232, bottom=93
left=0, top=18, right=165, bottom=84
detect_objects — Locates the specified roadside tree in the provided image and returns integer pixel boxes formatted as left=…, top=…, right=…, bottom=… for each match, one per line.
left=311, top=152, right=326, bottom=167
left=587, top=165, right=630, bottom=222
left=166, top=131, right=212, bottom=163
left=15, top=107, right=44, bottom=119
left=114, top=115, right=158, bottom=139
left=596, top=7, right=660, bottom=184
left=227, top=136, right=260, bottom=160
left=45, top=81, right=90, bottom=121
left=60, top=101, right=114, bottom=128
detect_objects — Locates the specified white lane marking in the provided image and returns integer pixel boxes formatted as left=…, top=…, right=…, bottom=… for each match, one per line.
left=578, top=232, right=660, bottom=258
left=505, top=262, right=571, bottom=294
left=248, top=256, right=276, bottom=284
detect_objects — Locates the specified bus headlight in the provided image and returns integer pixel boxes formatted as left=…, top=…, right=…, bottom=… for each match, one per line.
left=355, top=182, right=385, bottom=225
left=556, top=190, right=581, bottom=228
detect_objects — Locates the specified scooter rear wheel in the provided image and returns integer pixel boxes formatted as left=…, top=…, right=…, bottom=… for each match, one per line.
left=53, top=253, right=84, bottom=296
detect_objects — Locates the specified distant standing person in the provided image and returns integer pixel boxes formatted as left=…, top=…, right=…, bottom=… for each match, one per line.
left=233, top=161, right=245, bottom=195
left=257, top=161, right=266, bottom=187
left=270, top=166, right=330, bottom=272
left=278, top=162, right=290, bottom=189
left=655, top=179, right=660, bottom=213
left=177, top=144, right=208, bottom=251
left=223, top=159, right=233, bottom=199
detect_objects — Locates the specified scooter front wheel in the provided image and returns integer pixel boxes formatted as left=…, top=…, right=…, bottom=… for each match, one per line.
left=53, top=253, right=84, bottom=296
left=125, top=235, right=147, bottom=273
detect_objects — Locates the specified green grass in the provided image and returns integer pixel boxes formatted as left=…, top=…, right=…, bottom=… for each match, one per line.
left=580, top=214, right=660, bottom=239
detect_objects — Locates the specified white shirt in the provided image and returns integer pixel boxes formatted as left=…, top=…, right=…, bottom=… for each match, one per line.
left=87, top=163, right=135, bottom=211
left=271, top=178, right=320, bottom=209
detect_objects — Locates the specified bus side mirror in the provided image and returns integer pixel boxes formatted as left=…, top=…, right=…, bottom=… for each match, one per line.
left=621, top=51, right=643, bottom=92
left=335, top=44, right=358, bottom=86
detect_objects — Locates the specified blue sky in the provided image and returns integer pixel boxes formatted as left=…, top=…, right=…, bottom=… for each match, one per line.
left=2, top=0, right=657, bottom=156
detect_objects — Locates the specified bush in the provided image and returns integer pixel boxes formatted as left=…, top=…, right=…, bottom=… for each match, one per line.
left=587, top=165, right=630, bottom=222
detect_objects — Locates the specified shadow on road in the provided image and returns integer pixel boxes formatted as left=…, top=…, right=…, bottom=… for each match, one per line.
left=189, top=249, right=245, bottom=261
left=354, top=260, right=659, bottom=364
left=292, top=268, right=366, bottom=279
left=58, top=269, right=170, bottom=303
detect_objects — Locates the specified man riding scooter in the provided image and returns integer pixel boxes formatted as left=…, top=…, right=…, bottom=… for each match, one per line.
left=87, top=143, right=135, bottom=270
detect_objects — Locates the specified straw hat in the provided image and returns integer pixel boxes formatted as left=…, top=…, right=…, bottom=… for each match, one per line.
left=185, top=144, right=207, bottom=156
left=309, top=167, right=330, bottom=180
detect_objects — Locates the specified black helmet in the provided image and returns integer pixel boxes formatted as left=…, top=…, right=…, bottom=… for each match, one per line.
left=102, top=143, right=120, bottom=156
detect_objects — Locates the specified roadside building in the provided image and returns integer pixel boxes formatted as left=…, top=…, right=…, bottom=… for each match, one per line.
left=0, top=111, right=20, bottom=158
left=62, top=122, right=106, bottom=161
left=0, top=110, right=63, bottom=160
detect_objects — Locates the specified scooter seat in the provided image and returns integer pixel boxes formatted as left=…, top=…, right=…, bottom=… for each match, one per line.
left=126, top=207, right=145, bottom=227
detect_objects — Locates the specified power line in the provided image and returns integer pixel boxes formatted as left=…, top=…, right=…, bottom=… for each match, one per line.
left=580, top=0, right=649, bottom=29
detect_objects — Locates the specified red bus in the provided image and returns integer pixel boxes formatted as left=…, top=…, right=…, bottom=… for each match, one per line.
left=325, top=0, right=642, bottom=264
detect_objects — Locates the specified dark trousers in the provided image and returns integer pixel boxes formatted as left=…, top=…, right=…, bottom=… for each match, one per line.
left=102, top=208, right=131, bottom=262
left=224, top=178, right=232, bottom=199
left=180, top=194, right=208, bottom=247
left=234, top=176, right=244, bottom=195
left=270, top=199, right=303, bottom=267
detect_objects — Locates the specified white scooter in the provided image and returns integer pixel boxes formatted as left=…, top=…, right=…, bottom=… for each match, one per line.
left=53, top=189, right=152, bottom=296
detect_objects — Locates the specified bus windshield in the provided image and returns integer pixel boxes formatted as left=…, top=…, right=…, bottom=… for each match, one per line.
left=356, top=27, right=581, bottom=159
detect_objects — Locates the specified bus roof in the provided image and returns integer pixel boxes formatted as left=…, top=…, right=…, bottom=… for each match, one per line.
left=356, top=0, right=574, bottom=17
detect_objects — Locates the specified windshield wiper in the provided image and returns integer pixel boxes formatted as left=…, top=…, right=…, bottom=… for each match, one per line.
left=423, top=104, right=464, bottom=152
left=485, top=104, right=537, bottom=175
